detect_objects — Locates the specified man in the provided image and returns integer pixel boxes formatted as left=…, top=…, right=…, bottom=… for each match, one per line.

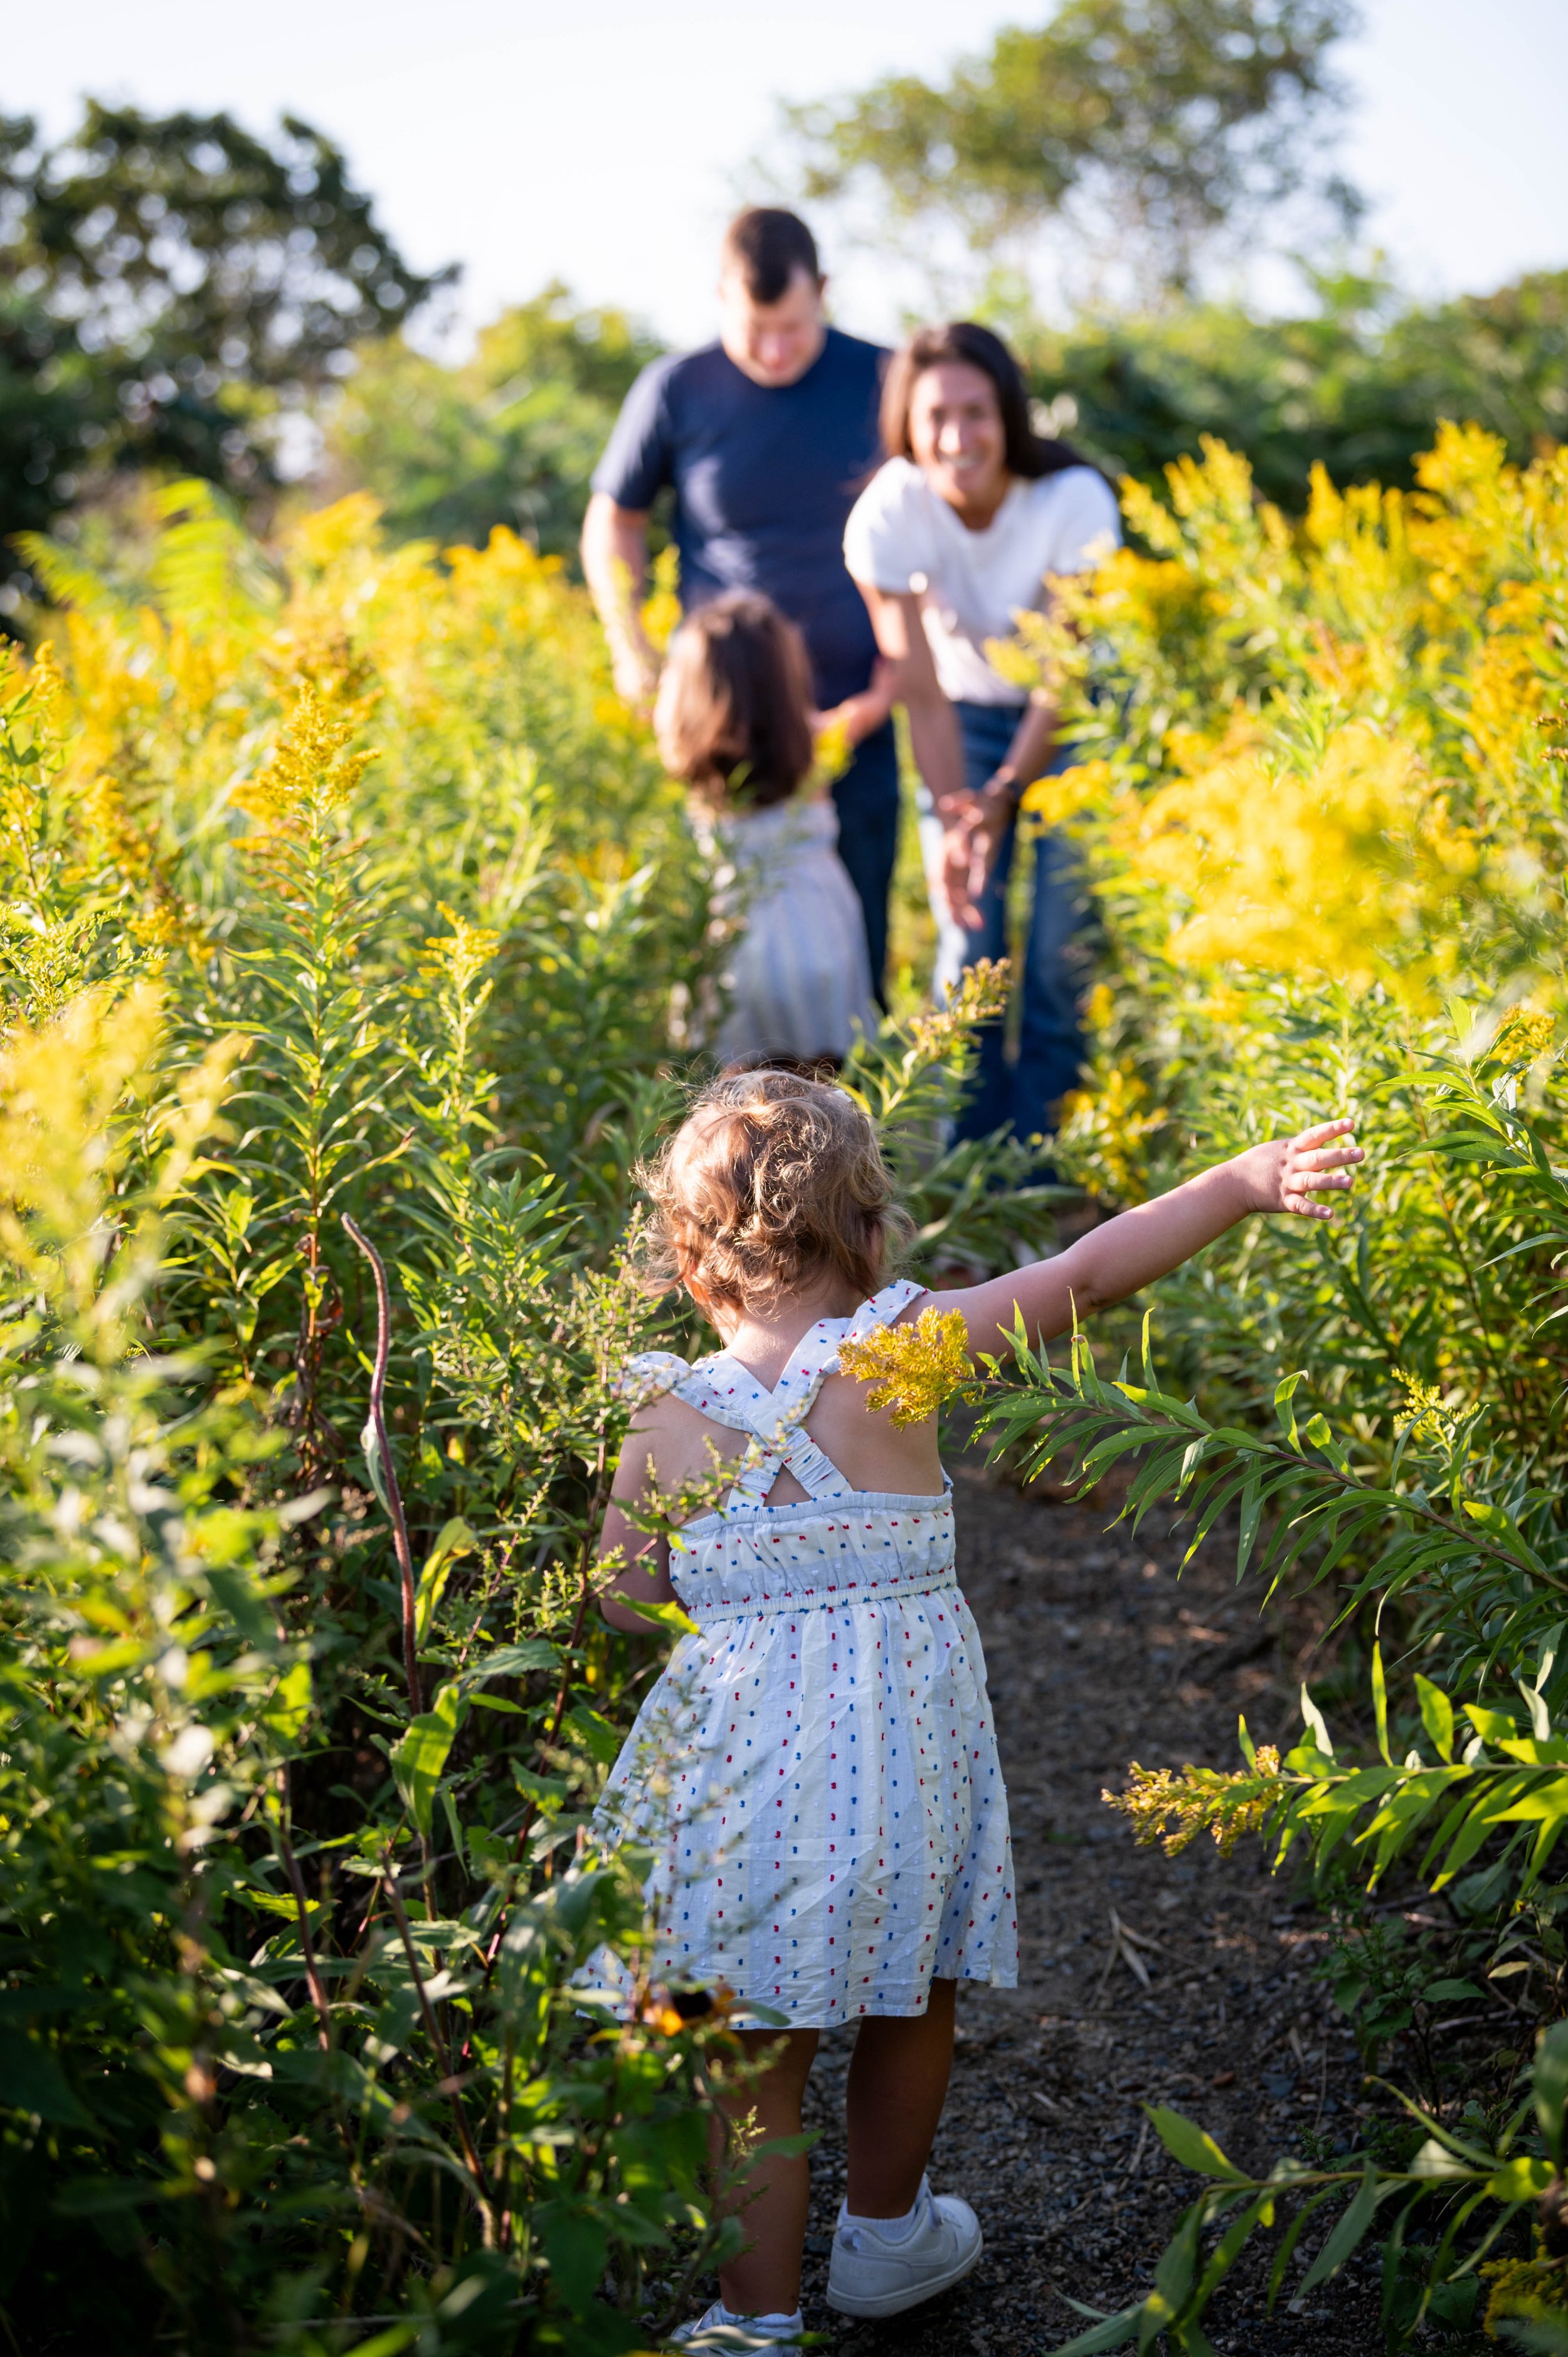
left=582, top=208, right=897, bottom=996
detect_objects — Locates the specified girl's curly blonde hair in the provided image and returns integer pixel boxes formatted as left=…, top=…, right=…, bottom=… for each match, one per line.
left=635, top=1070, right=913, bottom=1315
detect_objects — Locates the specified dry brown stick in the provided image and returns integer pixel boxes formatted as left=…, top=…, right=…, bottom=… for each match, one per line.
left=342, top=1214, right=423, bottom=1716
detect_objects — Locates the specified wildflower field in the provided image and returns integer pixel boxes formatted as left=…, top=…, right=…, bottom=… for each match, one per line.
left=0, top=485, right=1057, bottom=2353
left=1004, top=423, right=1568, bottom=2349
left=2, top=423, right=1567, bottom=2353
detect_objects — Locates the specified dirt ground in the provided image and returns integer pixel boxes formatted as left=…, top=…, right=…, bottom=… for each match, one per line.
left=787, top=1454, right=1396, bottom=2356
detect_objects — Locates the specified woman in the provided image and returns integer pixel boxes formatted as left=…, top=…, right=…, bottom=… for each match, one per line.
left=844, top=321, right=1120, bottom=1147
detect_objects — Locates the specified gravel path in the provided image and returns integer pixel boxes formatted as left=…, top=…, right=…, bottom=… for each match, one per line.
left=788, top=1455, right=1392, bottom=2356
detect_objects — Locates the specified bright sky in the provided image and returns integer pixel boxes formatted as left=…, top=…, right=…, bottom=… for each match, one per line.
left=7, top=0, right=1567, bottom=349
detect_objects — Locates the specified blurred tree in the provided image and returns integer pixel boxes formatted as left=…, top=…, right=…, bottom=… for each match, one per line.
left=326, top=282, right=663, bottom=557
left=0, top=102, right=452, bottom=578
left=788, top=0, right=1360, bottom=302
left=0, top=115, right=110, bottom=553
left=1018, top=267, right=1568, bottom=509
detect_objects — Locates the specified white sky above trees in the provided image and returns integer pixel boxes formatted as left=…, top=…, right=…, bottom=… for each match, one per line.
left=8, top=0, right=1567, bottom=351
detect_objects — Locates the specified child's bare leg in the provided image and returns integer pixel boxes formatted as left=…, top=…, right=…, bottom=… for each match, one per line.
left=715, top=2025, right=820, bottom=2317
left=844, top=1977, right=956, bottom=2216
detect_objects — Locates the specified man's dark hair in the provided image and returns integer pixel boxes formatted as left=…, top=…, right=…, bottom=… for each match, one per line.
left=881, top=319, right=1091, bottom=482
left=721, top=208, right=821, bottom=305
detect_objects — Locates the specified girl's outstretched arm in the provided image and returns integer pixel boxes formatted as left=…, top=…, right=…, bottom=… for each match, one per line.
left=933, top=1119, right=1363, bottom=1359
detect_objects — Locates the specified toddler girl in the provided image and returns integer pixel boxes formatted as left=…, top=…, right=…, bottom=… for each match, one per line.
left=597, top=1071, right=1360, bottom=2350
left=655, top=593, right=891, bottom=1069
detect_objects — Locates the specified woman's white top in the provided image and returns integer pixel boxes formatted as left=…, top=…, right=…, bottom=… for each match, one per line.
left=589, top=1280, right=1017, bottom=2028
left=699, top=794, right=876, bottom=1066
left=844, top=455, right=1121, bottom=706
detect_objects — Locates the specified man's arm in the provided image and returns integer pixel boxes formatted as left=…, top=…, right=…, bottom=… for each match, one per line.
left=852, top=578, right=985, bottom=927
left=581, top=492, right=659, bottom=711
left=933, top=1119, right=1364, bottom=1358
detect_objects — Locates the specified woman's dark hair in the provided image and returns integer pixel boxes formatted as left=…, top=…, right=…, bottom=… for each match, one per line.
left=880, top=319, right=1089, bottom=482
left=657, top=592, right=816, bottom=810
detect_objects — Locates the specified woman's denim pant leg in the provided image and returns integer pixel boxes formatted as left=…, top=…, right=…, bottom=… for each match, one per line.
left=917, top=700, right=1085, bottom=1146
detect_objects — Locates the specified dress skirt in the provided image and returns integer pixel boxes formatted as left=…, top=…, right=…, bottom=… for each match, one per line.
left=592, top=1489, right=1017, bottom=2028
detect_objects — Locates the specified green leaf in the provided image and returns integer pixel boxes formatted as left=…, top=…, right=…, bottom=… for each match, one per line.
left=1371, top=1642, right=1391, bottom=1765
left=1237, top=1469, right=1264, bottom=1576
left=0, top=2029, right=91, bottom=2126
left=1045, top=2307, right=1143, bottom=2354
left=204, top=1563, right=275, bottom=1647
left=1488, top=2152, right=1555, bottom=2200
left=1409, top=2136, right=1473, bottom=2179
left=1274, top=1371, right=1307, bottom=1449
left=1147, top=2106, right=1246, bottom=2181
left=1300, top=1686, right=1334, bottom=1758
left=465, top=1640, right=559, bottom=1683
left=1142, top=2201, right=1204, bottom=2348
left=1266, top=2185, right=1339, bottom=2308
left=391, top=1683, right=465, bottom=1838
left=359, top=1414, right=391, bottom=1516
left=1460, top=1496, right=1544, bottom=1572
left=607, top=1591, right=697, bottom=1639
left=1465, top=1703, right=1521, bottom=1745
left=1536, top=2019, right=1568, bottom=2165
left=413, top=1516, right=475, bottom=1647
left=1421, top=1978, right=1487, bottom=2004
left=563, top=1704, right=622, bottom=1769
left=1414, top=1674, right=1454, bottom=1763
left=535, top=2201, right=610, bottom=2311
left=262, top=1659, right=312, bottom=1745
left=1299, top=2166, right=1379, bottom=2292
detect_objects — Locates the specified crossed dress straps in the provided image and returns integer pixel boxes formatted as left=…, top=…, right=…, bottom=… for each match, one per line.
left=623, top=1278, right=926, bottom=1516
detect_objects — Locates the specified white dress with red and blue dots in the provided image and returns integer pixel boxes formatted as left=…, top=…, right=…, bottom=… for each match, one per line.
left=592, top=1279, right=1017, bottom=2028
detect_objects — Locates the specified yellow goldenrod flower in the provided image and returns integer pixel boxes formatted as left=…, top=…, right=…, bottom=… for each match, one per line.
left=1104, top=1750, right=1283, bottom=1858
left=1393, top=1368, right=1448, bottom=1442
left=907, top=959, right=1010, bottom=1060
left=839, top=1306, right=978, bottom=1429
left=232, top=683, right=379, bottom=837
left=1491, top=1005, right=1555, bottom=1064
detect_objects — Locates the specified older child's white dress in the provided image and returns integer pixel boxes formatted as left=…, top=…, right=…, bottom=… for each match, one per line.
left=699, top=796, right=876, bottom=1067
left=593, top=1279, right=1017, bottom=2027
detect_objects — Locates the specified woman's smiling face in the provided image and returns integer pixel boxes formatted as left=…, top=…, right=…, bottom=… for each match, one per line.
left=907, top=360, right=1009, bottom=523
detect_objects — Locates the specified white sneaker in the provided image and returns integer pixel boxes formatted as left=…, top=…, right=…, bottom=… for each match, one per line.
left=671, top=2299, right=802, bottom=2353
left=826, top=2175, right=983, bottom=2317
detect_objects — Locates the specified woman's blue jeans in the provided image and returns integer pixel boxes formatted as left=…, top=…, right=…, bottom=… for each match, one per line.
left=918, top=701, right=1086, bottom=1146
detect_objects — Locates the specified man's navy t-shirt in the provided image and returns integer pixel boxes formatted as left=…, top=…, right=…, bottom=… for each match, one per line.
left=591, top=327, right=887, bottom=708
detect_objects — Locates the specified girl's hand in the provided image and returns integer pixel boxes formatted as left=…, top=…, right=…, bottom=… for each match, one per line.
left=1243, top=1117, right=1364, bottom=1220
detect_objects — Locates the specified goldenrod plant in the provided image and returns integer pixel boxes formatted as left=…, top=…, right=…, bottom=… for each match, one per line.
left=972, top=424, right=1568, bottom=2346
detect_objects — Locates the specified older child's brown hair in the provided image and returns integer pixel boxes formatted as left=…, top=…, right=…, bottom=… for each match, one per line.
left=657, top=593, right=816, bottom=809
left=635, top=1070, right=913, bottom=1314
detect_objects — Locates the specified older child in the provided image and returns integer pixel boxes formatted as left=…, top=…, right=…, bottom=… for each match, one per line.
left=597, top=1073, right=1361, bottom=2351
left=655, top=593, right=891, bottom=1068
